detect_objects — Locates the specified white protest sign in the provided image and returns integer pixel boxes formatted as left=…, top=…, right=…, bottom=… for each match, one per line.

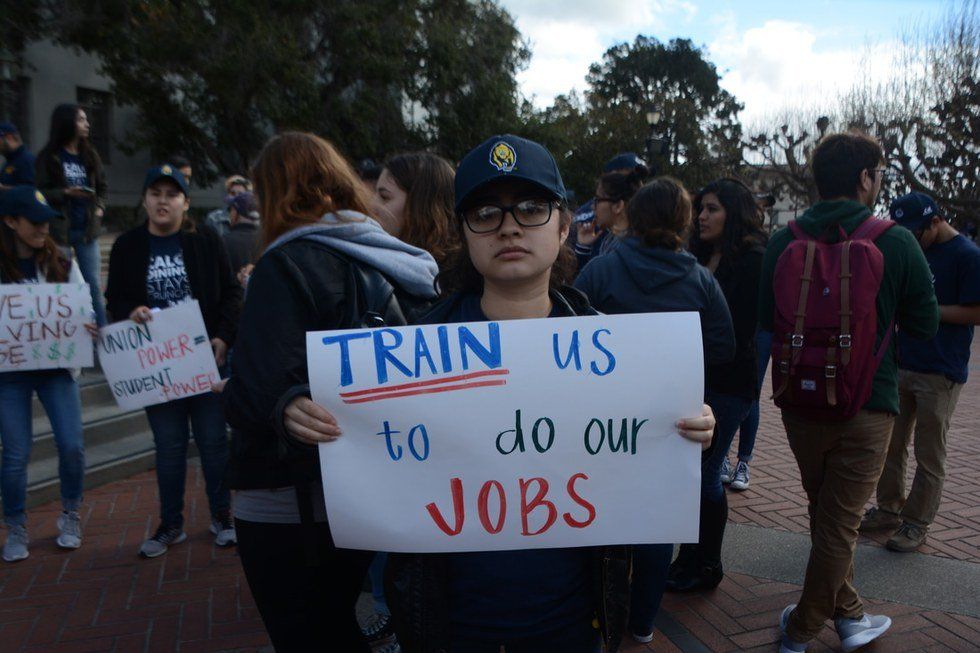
left=0, top=283, right=94, bottom=371
left=307, top=312, right=703, bottom=553
left=98, top=301, right=219, bottom=410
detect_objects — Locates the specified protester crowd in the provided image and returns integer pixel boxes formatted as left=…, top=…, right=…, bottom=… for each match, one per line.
left=1, top=101, right=978, bottom=653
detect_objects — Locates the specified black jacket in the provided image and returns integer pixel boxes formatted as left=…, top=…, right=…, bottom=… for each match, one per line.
left=104, top=222, right=241, bottom=346
left=35, top=146, right=108, bottom=244
left=574, top=236, right=736, bottom=372
left=385, top=286, right=630, bottom=653
left=223, top=237, right=429, bottom=489
left=222, top=221, right=259, bottom=274
left=706, top=245, right=765, bottom=399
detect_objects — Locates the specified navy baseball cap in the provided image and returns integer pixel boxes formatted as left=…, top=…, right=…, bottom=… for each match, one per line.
left=890, top=192, right=942, bottom=231
left=228, top=191, right=259, bottom=220
left=143, top=164, right=190, bottom=195
left=454, top=134, right=566, bottom=211
left=603, top=152, right=647, bottom=173
left=0, top=121, right=19, bottom=137
left=0, top=186, right=59, bottom=223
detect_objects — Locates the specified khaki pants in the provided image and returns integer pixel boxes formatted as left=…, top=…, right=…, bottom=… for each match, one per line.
left=782, top=409, right=894, bottom=642
left=876, top=369, right=963, bottom=527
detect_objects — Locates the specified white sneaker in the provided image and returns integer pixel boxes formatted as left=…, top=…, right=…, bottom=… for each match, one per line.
left=56, top=511, right=83, bottom=549
left=210, top=513, right=237, bottom=547
left=2, top=525, right=29, bottom=562
left=835, top=613, right=892, bottom=652
left=720, top=458, right=733, bottom=484
left=730, top=461, right=750, bottom=491
left=630, top=630, right=654, bottom=643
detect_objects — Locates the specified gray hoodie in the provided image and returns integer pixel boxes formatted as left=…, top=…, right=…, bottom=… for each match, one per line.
left=574, top=236, right=735, bottom=367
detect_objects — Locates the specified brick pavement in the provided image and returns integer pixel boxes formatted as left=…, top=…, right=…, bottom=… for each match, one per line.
left=728, top=340, right=980, bottom=564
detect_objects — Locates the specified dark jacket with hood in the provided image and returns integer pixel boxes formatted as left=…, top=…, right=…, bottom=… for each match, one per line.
left=105, top=222, right=242, bottom=347
left=35, top=145, right=108, bottom=244
left=759, top=200, right=938, bottom=414
left=703, top=242, right=766, bottom=399
left=574, top=236, right=736, bottom=374
left=386, top=286, right=630, bottom=653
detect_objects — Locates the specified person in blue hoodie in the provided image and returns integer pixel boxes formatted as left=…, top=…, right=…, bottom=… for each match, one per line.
left=0, top=122, right=35, bottom=191
left=574, top=176, right=735, bottom=643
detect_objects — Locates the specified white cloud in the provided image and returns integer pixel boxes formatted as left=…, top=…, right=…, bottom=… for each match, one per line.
left=500, top=0, right=700, bottom=108
left=709, top=18, right=901, bottom=126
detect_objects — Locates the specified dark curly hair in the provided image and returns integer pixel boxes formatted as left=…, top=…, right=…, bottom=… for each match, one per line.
left=690, top=177, right=767, bottom=266
left=627, top=177, right=692, bottom=251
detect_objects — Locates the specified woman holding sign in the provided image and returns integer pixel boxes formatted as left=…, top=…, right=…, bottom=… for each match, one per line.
left=105, top=165, right=242, bottom=559
left=221, top=132, right=439, bottom=653
left=273, top=135, right=717, bottom=653
left=0, top=186, right=97, bottom=562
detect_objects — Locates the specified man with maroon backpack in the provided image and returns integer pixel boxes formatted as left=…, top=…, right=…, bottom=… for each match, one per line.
left=758, top=132, right=938, bottom=653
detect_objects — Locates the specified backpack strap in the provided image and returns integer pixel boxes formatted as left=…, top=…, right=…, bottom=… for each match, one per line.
left=773, top=238, right=818, bottom=400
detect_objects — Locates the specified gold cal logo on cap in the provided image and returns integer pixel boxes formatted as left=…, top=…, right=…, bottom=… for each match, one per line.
left=35, top=190, right=49, bottom=205
left=489, top=142, right=517, bottom=172
left=161, top=164, right=173, bottom=174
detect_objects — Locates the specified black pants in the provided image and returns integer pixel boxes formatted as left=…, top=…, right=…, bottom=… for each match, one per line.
left=236, top=518, right=373, bottom=653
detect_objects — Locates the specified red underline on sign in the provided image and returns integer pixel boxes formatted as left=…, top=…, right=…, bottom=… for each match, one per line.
left=339, top=369, right=510, bottom=399
left=340, top=377, right=509, bottom=404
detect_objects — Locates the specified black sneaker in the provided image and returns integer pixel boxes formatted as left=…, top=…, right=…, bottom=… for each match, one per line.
left=361, top=612, right=395, bottom=644
left=138, top=523, right=187, bottom=558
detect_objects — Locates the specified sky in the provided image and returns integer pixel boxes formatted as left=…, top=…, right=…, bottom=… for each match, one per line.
left=497, top=0, right=948, bottom=127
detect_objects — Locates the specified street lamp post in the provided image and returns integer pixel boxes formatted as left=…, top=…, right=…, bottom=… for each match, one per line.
left=645, top=104, right=669, bottom=176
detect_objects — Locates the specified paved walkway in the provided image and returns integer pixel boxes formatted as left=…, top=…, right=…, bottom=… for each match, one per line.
left=2, top=343, right=979, bottom=651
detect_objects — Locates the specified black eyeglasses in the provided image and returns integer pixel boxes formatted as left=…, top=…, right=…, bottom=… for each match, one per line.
left=460, top=199, right=556, bottom=234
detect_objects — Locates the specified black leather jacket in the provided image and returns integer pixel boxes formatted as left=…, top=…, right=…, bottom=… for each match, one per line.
left=385, top=286, right=631, bottom=653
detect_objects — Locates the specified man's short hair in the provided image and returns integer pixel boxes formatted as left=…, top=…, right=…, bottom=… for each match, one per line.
left=811, top=131, right=884, bottom=200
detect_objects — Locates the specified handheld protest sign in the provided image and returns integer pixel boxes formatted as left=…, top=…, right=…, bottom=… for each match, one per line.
left=307, top=311, right=703, bottom=553
left=0, top=283, right=94, bottom=371
left=98, top=301, right=219, bottom=410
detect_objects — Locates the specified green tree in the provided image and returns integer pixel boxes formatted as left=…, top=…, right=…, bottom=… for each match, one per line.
left=46, top=0, right=528, bottom=181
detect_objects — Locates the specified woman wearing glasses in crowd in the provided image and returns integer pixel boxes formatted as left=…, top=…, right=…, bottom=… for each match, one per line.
left=665, top=178, right=767, bottom=593
left=221, top=133, right=439, bottom=652
left=272, top=134, right=716, bottom=652
left=574, top=177, right=735, bottom=643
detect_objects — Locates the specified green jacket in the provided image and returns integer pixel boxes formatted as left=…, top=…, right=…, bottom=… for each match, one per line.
left=34, top=146, right=108, bottom=244
left=758, top=200, right=939, bottom=414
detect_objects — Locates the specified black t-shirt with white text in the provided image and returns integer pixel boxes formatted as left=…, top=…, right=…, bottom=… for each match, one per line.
left=146, top=233, right=192, bottom=309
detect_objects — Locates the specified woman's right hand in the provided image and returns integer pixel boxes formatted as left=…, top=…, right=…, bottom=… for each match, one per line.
left=129, top=306, right=153, bottom=323
left=284, top=396, right=342, bottom=445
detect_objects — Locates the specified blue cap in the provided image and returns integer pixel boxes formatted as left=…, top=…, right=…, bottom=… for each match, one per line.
left=0, top=186, right=59, bottom=223
left=0, top=121, right=19, bottom=137
left=143, top=163, right=190, bottom=195
left=454, top=134, right=566, bottom=211
left=603, top=152, right=647, bottom=173
left=890, top=192, right=942, bottom=231
left=228, top=191, right=259, bottom=221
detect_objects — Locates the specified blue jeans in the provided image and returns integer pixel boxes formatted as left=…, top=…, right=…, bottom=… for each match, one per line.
left=144, top=392, right=230, bottom=528
left=735, top=330, right=773, bottom=462
left=0, top=370, right=85, bottom=526
left=369, top=552, right=390, bottom=616
left=704, top=391, right=754, bottom=503
left=68, top=228, right=107, bottom=327
left=628, top=543, right=673, bottom=635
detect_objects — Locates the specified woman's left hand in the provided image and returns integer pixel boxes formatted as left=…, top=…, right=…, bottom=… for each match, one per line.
left=211, top=338, right=228, bottom=367
left=84, top=323, right=99, bottom=340
left=676, top=404, right=716, bottom=450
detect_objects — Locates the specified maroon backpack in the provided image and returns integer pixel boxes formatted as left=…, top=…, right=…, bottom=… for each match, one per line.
left=770, top=217, right=894, bottom=420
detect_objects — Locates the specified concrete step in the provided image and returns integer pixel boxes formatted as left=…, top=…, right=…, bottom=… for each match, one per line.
left=26, top=409, right=150, bottom=463
left=31, top=372, right=114, bottom=418
left=25, top=429, right=158, bottom=509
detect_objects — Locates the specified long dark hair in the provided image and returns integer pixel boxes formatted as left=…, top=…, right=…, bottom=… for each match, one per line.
left=690, top=177, right=767, bottom=266
left=0, top=218, right=69, bottom=283
left=383, top=152, right=458, bottom=270
left=38, top=103, right=93, bottom=165
left=436, top=204, right=576, bottom=296
left=627, top=177, right=692, bottom=251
